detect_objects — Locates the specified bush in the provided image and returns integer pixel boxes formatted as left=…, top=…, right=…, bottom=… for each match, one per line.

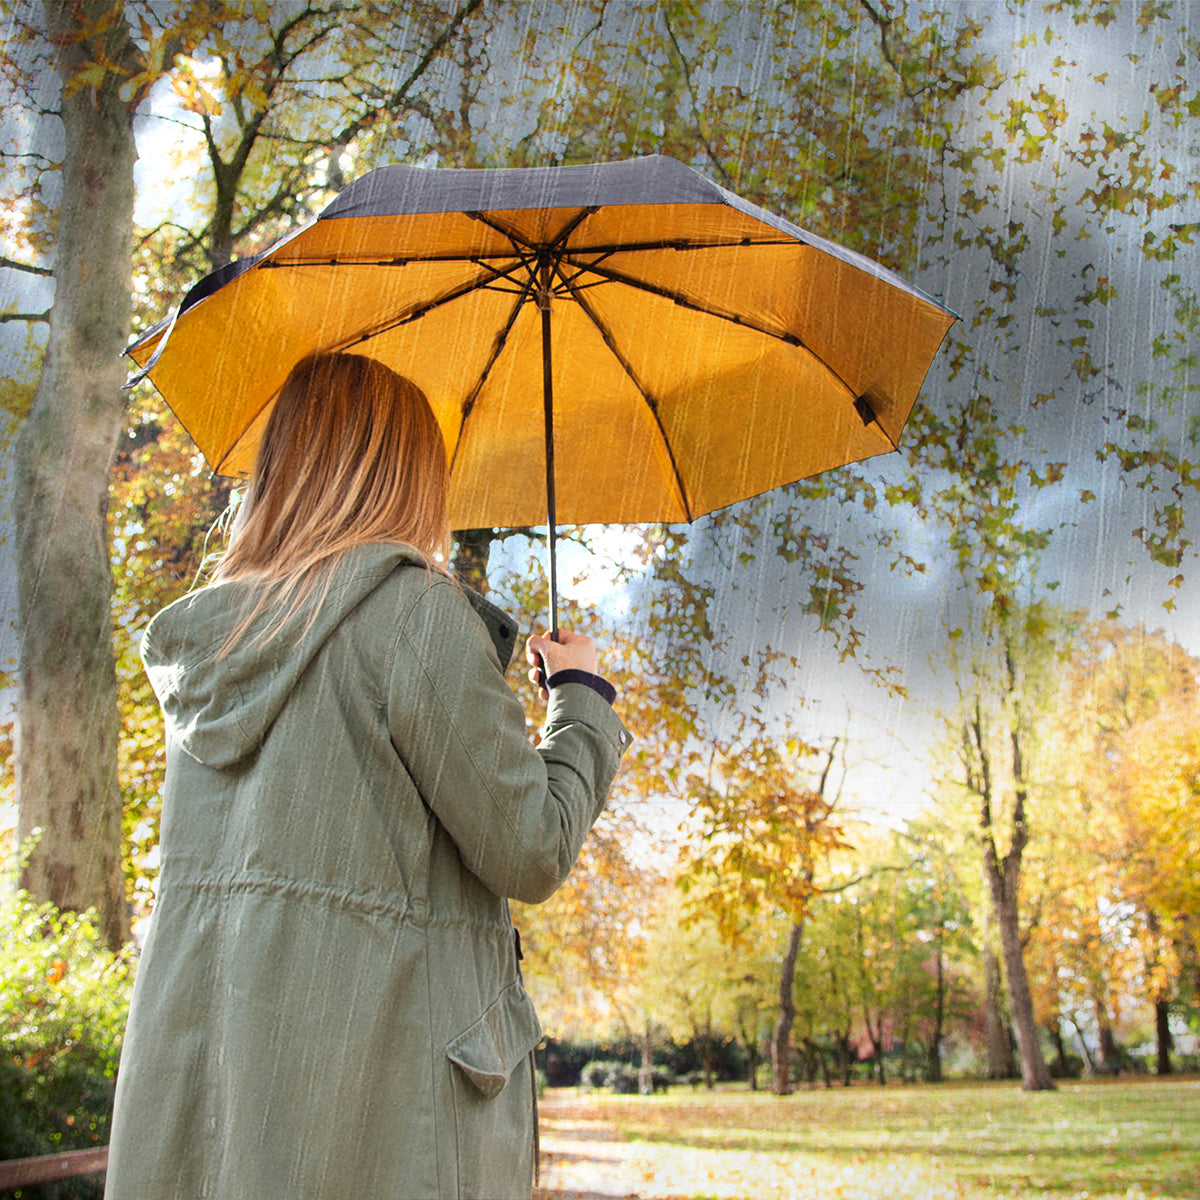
left=579, top=1059, right=640, bottom=1093
left=0, top=889, right=134, bottom=1198
left=538, top=1039, right=597, bottom=1087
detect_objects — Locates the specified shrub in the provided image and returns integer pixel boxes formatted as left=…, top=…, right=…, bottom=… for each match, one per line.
left=0, top=889, right=134, bottom=1198
left=579, top=1059, right=640, bottom=1093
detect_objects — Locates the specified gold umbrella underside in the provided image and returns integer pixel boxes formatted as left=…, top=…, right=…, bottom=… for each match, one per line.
left=129, top=201, right=955, bottom=529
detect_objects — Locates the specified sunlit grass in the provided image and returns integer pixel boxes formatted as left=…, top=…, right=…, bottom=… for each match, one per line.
left=540, top=1076, right=1200, bottom=1199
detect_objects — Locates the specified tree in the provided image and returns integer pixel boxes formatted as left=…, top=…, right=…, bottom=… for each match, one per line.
left=680, top=737, right=847, bottom=1094
left=895, top=833, right=976, bottom=1084
left=788, top=890, right=859, bottom=1087
left=1054, top=622, right=1200, bottom=1073
left=6, top=1, right=498, bottom=932
left=636, top=889, right=738, bottom=1091
left=13, top=0, right=149, bottom=949
left=953, top=610, right=1065, bottom=1091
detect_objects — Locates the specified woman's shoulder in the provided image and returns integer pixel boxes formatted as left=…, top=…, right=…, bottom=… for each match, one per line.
left=327, top=543, right=521, bottom=672
left=376, top=569, right=520, bottom=675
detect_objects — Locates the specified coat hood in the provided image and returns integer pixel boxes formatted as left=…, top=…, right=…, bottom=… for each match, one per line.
left=141, top=544, right=518, bottom=769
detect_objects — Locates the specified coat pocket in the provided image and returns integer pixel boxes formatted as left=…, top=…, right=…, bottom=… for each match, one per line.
left=445, top=979, right=542, bottom=1099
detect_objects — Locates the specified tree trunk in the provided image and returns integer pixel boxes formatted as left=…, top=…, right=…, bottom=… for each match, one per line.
left=770, top=921, right=802, bottom=1095
left=867, top=1016, right=886, bottom=1086
left=970, top=699, right=1054, bottom=1091
left=1069, top=1016, right=1096, bottom=1074
left=736, top=1011, right=760, bottom=1090
left=925, top=941, right=946, bottom=1083
left=802, top=1037, right=831, bottom=1089
left=800, top=1038, right=816, bottom=1088
left=835, top=1027, right=853, bottom=1086
left=1093, top=997, right=1119, bottom=1072
left=990, top=879, right=1054, bottom=1089
left=1048, top=1020, right=1070, bottom=1077
left=1155, top=999, right=1173, bottom=1076
left=451, top=528, right=495, bottom=593
left=698, top=1011, right=715, bottom=1090
left=638, top=1027, right=655, bottom=1095
left=982, top=936, right=1015, bottom=1078
left=15, top=2, right=140, bottom=950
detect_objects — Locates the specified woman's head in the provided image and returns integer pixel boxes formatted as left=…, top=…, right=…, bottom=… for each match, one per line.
left=218, top=352, right=451, bottom=584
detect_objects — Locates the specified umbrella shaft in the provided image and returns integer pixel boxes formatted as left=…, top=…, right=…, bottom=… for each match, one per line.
left=539, top=255, right=559, bottom=641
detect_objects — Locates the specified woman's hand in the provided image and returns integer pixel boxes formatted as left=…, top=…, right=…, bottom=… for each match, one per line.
left=526, top=630, right=599, bottom=700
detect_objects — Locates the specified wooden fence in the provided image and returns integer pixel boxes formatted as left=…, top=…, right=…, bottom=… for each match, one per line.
left=0, top=1146, right=108, bottom=1190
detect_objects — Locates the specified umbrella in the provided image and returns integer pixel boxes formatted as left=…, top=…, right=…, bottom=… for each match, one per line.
left=127, top=154, right=956, bottom=632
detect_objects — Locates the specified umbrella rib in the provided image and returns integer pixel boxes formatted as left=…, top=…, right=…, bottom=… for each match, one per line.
left=568, top=258, right=861, bottom=407
left=564, top=237, right=798, bottom=255
left=570, top=259, right=803, bottom=346
left=465, top=205, right=598, bottom=257
left=262, top=252, right=537, bottom=294
left=449, top=276, right=536, bottom=474
left=261, top=251, right=529, bottom=267
left=467, top=210, right=537, bottom=250
left=324, top=263, right=511, bottom=352
left=549, top=206, right=599, bottom=251
left=557, top=265, right=695, bottom=524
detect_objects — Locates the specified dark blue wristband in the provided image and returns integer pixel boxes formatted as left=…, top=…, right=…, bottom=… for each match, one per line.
left=546, top=668, right=617, bottom=705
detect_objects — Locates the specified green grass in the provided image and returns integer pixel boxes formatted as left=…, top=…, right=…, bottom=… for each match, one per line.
left=566, top=1076, right=1200, bottom=1199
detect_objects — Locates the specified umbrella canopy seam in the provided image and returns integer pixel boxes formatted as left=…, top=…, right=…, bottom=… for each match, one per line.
left=448, top=278, right=536, bottom=476
left=559, top=269, right=694, bottom=523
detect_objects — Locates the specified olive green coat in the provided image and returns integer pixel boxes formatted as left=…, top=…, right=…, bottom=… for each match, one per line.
left=105, top=545, right=629, bottom=1200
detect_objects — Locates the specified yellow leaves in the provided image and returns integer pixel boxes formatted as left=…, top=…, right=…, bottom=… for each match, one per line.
left=62, top=60, right=112, bottom=98
left=0, top=370, right=36, bottom=424
left=1152, top=82, right=1183, bottom=110
left=173, top=69, right=224, bottom=118
left=54, top=3, right=267, bottom=113
left=1136, top=1, right=1173, bottom=32
left=54, top=0, right=125, bottom=47
left=681, top=741, right=847, bottom=942
left=59, top=4, right=229, bottom=108
left=241, top=77, right=270, bottom=110
left=1026, top=462, right=1065, bottom=488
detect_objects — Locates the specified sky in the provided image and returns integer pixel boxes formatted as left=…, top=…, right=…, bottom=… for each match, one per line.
left=2, top=0, right=1198, bottom=831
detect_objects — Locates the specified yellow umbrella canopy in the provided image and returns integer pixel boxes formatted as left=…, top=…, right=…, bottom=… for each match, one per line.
left=128, top=155, right=955, bottom=620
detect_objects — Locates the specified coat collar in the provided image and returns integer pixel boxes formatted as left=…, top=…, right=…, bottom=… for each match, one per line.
left=460, top=585, right=519, bottom=673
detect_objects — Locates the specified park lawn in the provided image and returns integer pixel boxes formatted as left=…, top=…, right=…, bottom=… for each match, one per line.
left=561, top=1076, right=1200, bottom=1199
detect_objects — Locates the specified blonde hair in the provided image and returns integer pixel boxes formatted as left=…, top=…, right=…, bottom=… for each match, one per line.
left=214, top=352, right=451, bottom=646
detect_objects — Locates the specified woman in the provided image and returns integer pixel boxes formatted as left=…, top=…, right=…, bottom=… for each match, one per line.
left=105, top=352, right=629, bottom=1200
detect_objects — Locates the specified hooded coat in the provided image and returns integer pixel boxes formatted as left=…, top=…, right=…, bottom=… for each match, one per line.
left=104, top=544, right=629, bottom=1200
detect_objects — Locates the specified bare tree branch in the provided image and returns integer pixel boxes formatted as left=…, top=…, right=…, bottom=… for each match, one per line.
left=0, top=310, right=50, bottom=323
left=660, top=5, right=734, bottom=188
left=330, top=0, right=485, bottom=149
left=0, top=255, right=53, bottom=277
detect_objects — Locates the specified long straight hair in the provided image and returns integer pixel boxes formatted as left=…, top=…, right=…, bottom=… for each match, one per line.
left=214, top=352, right=451, bottom=648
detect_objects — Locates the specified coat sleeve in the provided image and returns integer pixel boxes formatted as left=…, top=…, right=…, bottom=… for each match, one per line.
left=386, top=579, right=630, bottom=903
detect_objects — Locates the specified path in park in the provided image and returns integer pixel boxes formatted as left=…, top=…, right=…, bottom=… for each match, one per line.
left=534, top=1091, right=652, bottom=1200
left=533, top=1090, right=814, bottom=1200
left=533, top=1092, right=699, bottom=1200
